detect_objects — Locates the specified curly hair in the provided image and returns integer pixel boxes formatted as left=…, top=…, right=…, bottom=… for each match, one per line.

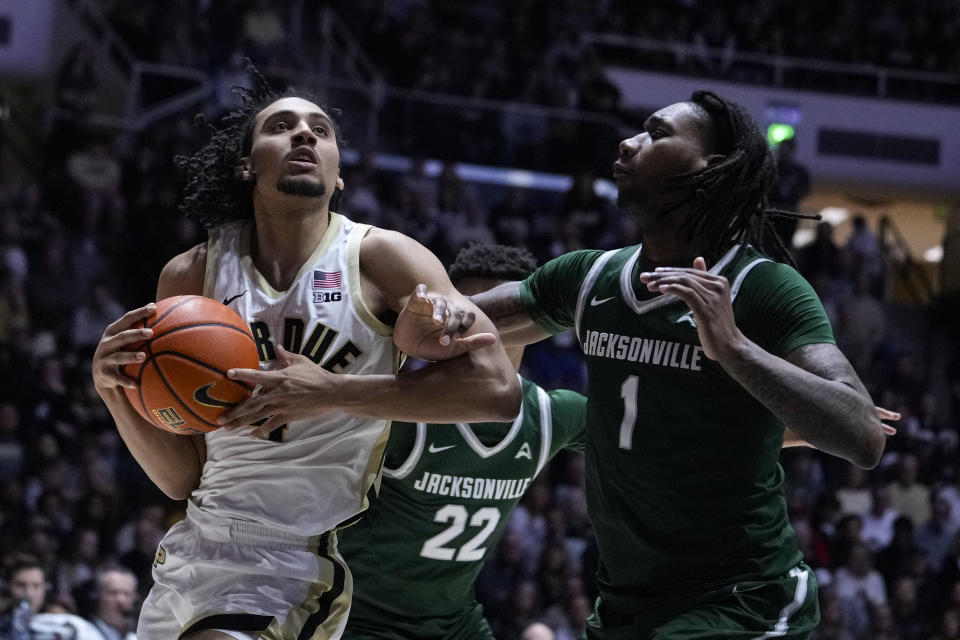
left=448, top=243, right=538, bottom=283
left=663, top=90, right=816, bottom=266
left=176, top=62, right=343, bottom=228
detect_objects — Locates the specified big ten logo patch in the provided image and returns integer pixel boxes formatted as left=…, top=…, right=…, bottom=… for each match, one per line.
left=153, top=545, right=167, bottom=568
left=152, top=407, right=186, bottom=429
left=313, top=290, right=342, bottom=304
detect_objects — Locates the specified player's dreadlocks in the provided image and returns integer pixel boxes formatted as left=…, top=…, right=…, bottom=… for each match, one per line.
left=448, top=243, right=538, bottom=284
left=176, top=62, right=343, bottom=228
left=666, top=90, right=815, bottom=266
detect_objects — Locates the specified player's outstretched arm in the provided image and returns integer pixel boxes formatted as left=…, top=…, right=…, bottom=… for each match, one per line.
left=219, top=230, right=520, bottom=432
left=470, top=281, right=553, bottom=347
left=93, top=246, right=207, bottom=499
left=641, top=257, right=887, bottom=469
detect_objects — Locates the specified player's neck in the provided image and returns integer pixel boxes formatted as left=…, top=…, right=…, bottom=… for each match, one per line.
left=250, top=205, right=331, bottom=291
left=638, top=224, right=704, bottom=265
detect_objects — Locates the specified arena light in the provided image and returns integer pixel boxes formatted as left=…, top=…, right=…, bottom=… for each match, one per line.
left=767, top=123, right=795, bottom=147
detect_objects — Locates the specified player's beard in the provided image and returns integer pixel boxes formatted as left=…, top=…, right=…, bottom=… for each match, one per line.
left=276, top=176, right=328, bottom=198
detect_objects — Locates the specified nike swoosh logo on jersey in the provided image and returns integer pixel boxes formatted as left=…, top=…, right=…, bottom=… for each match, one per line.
left=222, top=290, right=248, bottom=306
left=428, top=443, right=456, bottom=453
left=193, top=383, right=236, bottom=408
left=590, top=295, right=615, bottom=307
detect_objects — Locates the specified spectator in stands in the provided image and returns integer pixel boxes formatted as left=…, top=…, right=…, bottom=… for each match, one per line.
left=917, top=492, right=960, bottom=572
left=846, top=214, right=885, bottom=294
left=834, top=541, right=888, bottom=635
left=66, top=137, right=126, bottom=237
left=862, top=485, right=901, bottom=552
left=839, top=269, right=886, bottom=374
left=54, top=43, right=99, bottom=123
left=768, top=138, right=811, bottom=249
left=836, top=465, right=873, bottom=516
left=930, top=607, right=960, bottom=640
left=887, top=453, right=933, bottom=527
left=71, top=280, right=126, bottom=351
left=875, top=515, right=918, bottom=584
left=0, top=268, right=30, bottom=347
left=4, top=554, right=48, bottom=616
left=890, top=574, right=932, bottom=640
left=88, top=567, right=137, bottom=640
left=692, top=6, right=737, bottom=77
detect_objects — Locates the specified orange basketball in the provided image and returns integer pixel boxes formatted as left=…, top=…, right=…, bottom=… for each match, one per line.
left=123, top=295, right=260, bottom=435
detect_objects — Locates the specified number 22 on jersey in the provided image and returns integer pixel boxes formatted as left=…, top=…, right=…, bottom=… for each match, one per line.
left=420, top=505, right=501, bottom=562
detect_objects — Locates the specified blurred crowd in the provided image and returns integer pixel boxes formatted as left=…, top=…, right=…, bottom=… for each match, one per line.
left=1, top=2, right=959, bottom=639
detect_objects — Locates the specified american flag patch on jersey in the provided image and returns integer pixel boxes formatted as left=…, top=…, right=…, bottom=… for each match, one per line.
left=313, top=269, right=342, bottom=289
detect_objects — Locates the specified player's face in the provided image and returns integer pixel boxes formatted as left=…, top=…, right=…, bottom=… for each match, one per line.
left=247, top=97, right=341, bottom=201
left=612, top=102, right=715, bottom=211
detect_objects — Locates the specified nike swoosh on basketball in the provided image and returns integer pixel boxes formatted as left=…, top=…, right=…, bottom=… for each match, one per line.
left=193, top=383, right=236, bottom=408
left=428, top=443, right=456, bottom=453
left=222, top=290, right=248, bottom=305
left=590, top=295, right=615, bottom=307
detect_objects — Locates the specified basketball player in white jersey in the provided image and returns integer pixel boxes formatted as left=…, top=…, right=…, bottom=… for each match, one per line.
left=90, top=68, right=520, bottom=640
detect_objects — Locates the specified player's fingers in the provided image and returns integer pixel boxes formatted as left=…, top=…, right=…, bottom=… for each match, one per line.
left=218, top=395, right=269, bottom=427
left=104, top=303, right=156, bottom=337
left=693, top=256, right=708, bottom=271
left=650, top=274, right=714, bottom=303
left=251, top=415, right=286, bottom=439
left=441, top=310, right=475, bottom=346
left=99, top=369, right=140, bottom=390
left=105, top=327, right=154, bottom=351
left=454, top=332, right=498, bottom=352
left=432, top=297, right=448, bottom=324
left=275, top=344, right=293, bottom=365
left=658, top=282, right=708, bottom=312
left=101, top=350, right=148, bottom=367
left=227, top=367, right=269, bottom=383
left=875, top=406, right=901, bottom=421
left=415, top=283, right=429, bottom=301
left=882, top=424, right=898, bottom=436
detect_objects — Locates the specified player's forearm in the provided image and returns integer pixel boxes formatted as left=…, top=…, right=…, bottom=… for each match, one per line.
left=333, top=353, right=521, bottom=423
left=719, top=340, right=885, bottom=468
left=471, top=282, right=551, bottom=347
left=99, top=388, right=204, bottom=499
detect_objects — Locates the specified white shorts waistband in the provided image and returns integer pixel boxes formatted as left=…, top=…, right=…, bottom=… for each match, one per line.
left=186, top=501, right=330, bottom=553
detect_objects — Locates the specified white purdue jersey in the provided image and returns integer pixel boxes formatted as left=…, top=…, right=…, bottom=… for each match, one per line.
left=196, top=212, right=399, bottom=537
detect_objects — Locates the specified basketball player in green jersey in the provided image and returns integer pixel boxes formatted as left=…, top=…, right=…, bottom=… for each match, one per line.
left=455, top=92, right=892, bottom=639
left=339, top=243, right=587, bottom=640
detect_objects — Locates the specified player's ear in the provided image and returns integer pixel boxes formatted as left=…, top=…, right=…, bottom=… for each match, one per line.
left=237, top=157, right=256, bottom=183
left=336, top=170, right=344, bottom=191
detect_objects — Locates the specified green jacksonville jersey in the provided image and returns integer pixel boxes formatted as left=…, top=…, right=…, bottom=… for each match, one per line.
left=520, top=243, right=835, bottom=613
left=340, top=376, right=586, bottom=617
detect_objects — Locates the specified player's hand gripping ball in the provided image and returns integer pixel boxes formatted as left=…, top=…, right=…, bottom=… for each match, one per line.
left=123, top=295, right=260, bottom=434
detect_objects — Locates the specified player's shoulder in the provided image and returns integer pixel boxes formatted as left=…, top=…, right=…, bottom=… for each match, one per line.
left=358, top=225, right=422, bottom=256
left=158, top=242, right=207, bottom=297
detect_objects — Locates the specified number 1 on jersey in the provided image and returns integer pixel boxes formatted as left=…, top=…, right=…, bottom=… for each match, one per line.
left=619, top=375, right=639, bottom=450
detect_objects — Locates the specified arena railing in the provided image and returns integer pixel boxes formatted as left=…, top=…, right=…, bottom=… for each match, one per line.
left=583, top=32, right=960, bottom=104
